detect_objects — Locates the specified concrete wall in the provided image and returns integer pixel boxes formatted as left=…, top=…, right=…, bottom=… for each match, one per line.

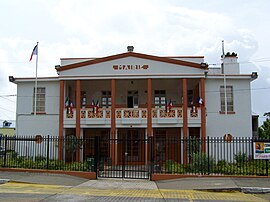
left=78, top=78, right=200, bottom=107
left=59, top=57, right=204, bottom=77
left=223, top=56, right=240, bottom=74
left=205, top=78, right=252, bottom=138
left=16, top=81, right=59, bottom=137
left=67, top=79, right=186, bottom=107
left=61, top=57, right=204, bottom=66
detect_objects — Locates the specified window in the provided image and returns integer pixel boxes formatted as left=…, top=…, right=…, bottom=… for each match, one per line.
left=154, top=90, right=166, bottom=108
left=187, top=90, right=193, bottom=105
left=33, top=87, right=46, bottom=112
left=101, top=91, right=111, bottom=108
left=220, top=86, right=233, bottom=112
left=127, top=91, right=138, bottom=108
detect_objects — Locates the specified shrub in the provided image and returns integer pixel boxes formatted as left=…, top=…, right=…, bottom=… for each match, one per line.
left=7, top=150, right=18, bottom=158
left=217, top=160, right=227, bottom=167
left=186, top=137, right=201, bottom=155
left=212, top=160, right=228, bottom=174
left=18, top=159, right=34, bottom=169
left=48, top=160, right=66, bottom=170
left=65, top=161, right=88, bottom=171
left=164, top=160, right=186, bottom=174
left=32, top=160, right=47, bottom=169
left=35, top=156, right=47, bottom=161
left=190, top=152, right=214, bottom=174
left=218, top=164, right=241, bottom=175
left=16, top=156, right=28, bottom=163
left=234, top=152, right=248, bottom=163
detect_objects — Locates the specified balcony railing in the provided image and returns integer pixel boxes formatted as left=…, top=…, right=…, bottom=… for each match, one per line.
left=63, top=107, right=201, bottom=126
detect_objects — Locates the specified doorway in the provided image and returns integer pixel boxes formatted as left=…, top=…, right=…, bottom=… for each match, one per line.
left=118, top=129, right=145, bottom=164
left=97, top=128, right=149, bottom=179
left=127, top=90, right=138, bottom=108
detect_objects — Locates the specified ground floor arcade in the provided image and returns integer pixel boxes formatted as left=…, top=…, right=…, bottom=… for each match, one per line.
left=63, top=127, right=202, bottom=167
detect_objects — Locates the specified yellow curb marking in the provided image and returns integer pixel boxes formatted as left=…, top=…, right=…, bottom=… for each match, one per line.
left=0, top=182, right=267, bottom=201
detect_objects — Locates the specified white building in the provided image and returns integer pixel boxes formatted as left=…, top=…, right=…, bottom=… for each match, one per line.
left=9, top=47, right=257, bottom=163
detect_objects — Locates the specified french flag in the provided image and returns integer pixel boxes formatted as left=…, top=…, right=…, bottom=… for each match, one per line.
left=198, top=96, right=203, bottom=105
left=29, top=45, right=38, bottom=61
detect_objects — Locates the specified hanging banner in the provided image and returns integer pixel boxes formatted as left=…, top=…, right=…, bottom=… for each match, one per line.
left=253, top=141, right=270, bottom=159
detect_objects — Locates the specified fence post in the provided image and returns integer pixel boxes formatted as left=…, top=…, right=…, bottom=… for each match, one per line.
left=149, top=136, right=153, bottom=180
left=207, top=136, right=210, bottom=175
left=3, top=135, right=7, bottom=167
left=266, top=159, right=269, bottom=176
left=46, top=135, right=50, bottom=169
left=122, top=134, right=126, bottom=178
left=94, top=136, right=99, bottom=179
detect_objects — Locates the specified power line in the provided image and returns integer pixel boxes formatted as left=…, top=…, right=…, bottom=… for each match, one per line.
left=0, top=106, right=16, bottom=120
left=0, top=106, right=15, bottom=113
left=209, top=57, right=270, bottom=66
left=2, top=57, right=270, bottom=65
left=0, top=94, right=16, bottom=97
left=0, top=83, right=268, bottom=103
left=0, top=96, right=15, bottom=103
left=3, top=86, right=268, bottom=99
left=0, top=61, right=51, bottom=64
left=205, top=86, right=270, bottom=94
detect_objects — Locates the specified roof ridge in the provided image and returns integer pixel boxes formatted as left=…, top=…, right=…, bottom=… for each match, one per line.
left=56, top=52, right=206, bottom=72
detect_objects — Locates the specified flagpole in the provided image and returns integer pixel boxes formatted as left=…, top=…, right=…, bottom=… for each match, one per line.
left=34, top=42, right=39, bottom=116
left=222, top=40, right=227, bottom=115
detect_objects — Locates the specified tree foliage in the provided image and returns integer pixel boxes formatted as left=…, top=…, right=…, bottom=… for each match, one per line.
left=65, top=135, right=84, bottom=162
left=258, top=112, right=270, bottom=139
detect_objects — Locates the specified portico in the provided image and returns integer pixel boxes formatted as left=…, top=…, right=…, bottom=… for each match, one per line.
left=56, top=51, right=207, bottom=164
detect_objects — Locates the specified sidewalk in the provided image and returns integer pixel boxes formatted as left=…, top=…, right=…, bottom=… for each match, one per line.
left=155, top=177, right=270, bottom=194
left=1, top=171, right=270, bottom=193
left=0, top=171, right=88, bottom=186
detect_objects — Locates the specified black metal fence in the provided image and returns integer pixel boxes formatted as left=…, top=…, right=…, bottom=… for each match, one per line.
left=0, top=135, right=269, bottom=177
left=150, top=137, right=269, bottom=176
left=0, top=135, right=95, bottom=172
left=97, top=138, right=150, bottom=179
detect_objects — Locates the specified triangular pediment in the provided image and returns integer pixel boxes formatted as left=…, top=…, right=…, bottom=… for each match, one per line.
left=56, top=52, right=207, bottom=78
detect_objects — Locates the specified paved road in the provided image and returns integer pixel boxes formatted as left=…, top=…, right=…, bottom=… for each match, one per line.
left=156, top=177, right=270, bottom=190
left=0, top=179, right=268, bottom=201
left=0, top=171, right=270, bottom=201
left=0, top=171, right=88, bottom=186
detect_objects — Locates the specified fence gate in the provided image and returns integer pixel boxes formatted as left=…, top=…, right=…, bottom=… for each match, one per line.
left=97, top=130, right=150, bottom=179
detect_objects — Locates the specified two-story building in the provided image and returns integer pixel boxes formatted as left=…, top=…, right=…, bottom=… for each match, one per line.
left=9, top=47, right=257, bottom=166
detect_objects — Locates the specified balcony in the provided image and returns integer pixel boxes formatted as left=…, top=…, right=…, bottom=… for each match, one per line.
left=116, top=108, right=146, bottom=125
left=64, top=107, right=201, bottom=127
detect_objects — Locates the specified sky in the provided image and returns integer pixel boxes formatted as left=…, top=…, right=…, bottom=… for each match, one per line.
left=0, top=0, right=270, bottom=125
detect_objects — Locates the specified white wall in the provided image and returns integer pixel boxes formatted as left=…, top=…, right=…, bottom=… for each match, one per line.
left=152, top=79, right=182, bottom=104
left=205, top=78, right=252, bottom=138
left=59, top=57, right=204, bottom=77
left=16, top=81, right=59, bottom=137
left=223, top=57, right=240, bottom=74
left=67, top=79, right=184, bottom=107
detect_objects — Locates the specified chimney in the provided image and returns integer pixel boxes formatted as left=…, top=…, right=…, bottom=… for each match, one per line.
left=222, top=52, right=239, bottom=74
left=127, top=46, right=134, bottom=52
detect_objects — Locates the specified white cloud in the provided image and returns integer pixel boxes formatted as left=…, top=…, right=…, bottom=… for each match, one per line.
left=50, top=2, right=259, bottom=64
left=0, top=0, right=269, bottom=122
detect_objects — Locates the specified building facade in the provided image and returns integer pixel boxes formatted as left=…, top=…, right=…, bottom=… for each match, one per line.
left=10, top=48, right=257, bottom=164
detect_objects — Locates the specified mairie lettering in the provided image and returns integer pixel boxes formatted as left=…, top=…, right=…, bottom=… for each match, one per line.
left=113, top=65, right=149, bottom=70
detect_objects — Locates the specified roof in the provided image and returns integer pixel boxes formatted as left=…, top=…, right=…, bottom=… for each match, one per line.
left=9, top=76, right=59, bottom=84
left=56, top=51, right=208, bottom=72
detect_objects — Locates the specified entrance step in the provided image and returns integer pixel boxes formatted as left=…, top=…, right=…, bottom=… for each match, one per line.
left=77, top=178, right=158, bottom=190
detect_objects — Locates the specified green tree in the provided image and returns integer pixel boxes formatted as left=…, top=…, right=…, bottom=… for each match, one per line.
left=65, top=135, right=84, bottom=162
left=258, top=112, right=270, bottom=139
